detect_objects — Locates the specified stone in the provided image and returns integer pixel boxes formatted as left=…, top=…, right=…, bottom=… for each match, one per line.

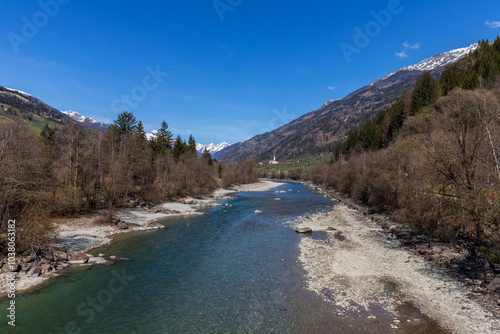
left=71, top=252, right=89, bottom=261
left=295, top=227, right=313, bottom=234
left=109, top=255, right=117, bottom=260
left=42, top=251, right=54, bottom=262
left=21, top=263, right=33, bottom=272
left=326, top=227, right=337, bottom=232
left=88, top=257, right=108, bottom=264
left=53, top=251, right=68, bottom=262
left=2, top=262, right=20, bottom=273
left=39, top=263, right=51, bottom=273
left=28, top=266, right=41, bottom=277
left=255, top=210, right=263, bottom=214
left=23, top=256, right=35, bottom=263
left=117, top=222, right=129, bottom=230
left=487, top=276, right=500, bottom=292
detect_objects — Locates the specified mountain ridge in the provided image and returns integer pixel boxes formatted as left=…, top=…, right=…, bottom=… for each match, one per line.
left=216, top=42, right=480, bottom=162
left=61, top=110, right=111, bottom=130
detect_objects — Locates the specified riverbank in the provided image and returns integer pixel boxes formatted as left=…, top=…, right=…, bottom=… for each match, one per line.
left=0, top=180, right=284, bottom=298
left=292, top=194, right=500, bottom=334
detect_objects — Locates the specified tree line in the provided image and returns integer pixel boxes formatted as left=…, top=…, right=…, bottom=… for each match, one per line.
left=0, top=111, right=257, bottom=255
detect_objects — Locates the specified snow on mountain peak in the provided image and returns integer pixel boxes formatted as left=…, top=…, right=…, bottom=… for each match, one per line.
left=401, top=43, right=479, bottom=72
left=61, top=110, right=109, bottom=129
left=322, top=99, right=340, bottom=108
left=196, top=142, right=230, bottom=154
left=371, top=43, right=479, bottom=86
left=5, top=87, right=31, bottom=97
left=145, top=133, right=229, bottom=154
left=145, top=130, right=158, bottom=141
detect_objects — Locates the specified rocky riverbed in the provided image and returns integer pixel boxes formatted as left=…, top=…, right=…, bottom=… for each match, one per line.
left=292, top=190, right=500, bottom=334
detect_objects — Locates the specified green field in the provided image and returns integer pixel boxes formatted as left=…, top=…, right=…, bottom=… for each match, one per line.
left=257, top=153, right=332, bottom=176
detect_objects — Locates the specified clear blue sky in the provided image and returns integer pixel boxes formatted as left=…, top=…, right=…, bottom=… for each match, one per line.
left=0, top=0, right=499, bottom=145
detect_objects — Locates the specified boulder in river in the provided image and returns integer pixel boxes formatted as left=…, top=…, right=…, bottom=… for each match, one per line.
left=53, top=251, right=68, bottom=262
left=28, top=266, right=41, bottom=277
left=295, top=227, right=313, bottom=234
left=39, top=263, right=51, bottom=273
left=255, top=210, right=263, bottom=214
left=70, top=252, right=89, bottom=264
left=117, top=222, right=129, bottom=230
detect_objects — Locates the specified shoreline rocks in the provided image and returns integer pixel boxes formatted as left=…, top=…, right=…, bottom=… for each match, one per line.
left=295, top=227, right=313, bottom=234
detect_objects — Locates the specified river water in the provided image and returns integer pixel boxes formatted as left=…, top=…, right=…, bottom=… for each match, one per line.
left=1, top=182, right=445, bottom=333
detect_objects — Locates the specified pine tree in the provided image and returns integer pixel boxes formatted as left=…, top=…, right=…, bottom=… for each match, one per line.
left=135, top=121, right=147, bottom=141
left=188, top=134, right=197, bottom=153
left=411, top=71, right=439, bottom=114
left=218, top=163, right=223, bottom=178
left=150, top=121, right=173, bottom=155
left=202, top=148, right=213, bottom=166
left=113, top=111, right=138, bottom=135
left=172, top=135, right=186, bottom=162
left=157, top=121, right=173, bottom=149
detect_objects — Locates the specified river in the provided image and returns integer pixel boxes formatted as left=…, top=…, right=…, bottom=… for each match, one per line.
left=0, top=182, right=445, bottom=333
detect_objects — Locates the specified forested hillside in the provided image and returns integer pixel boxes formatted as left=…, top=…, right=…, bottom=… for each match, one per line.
left=311, top=38, right=500, bottom=262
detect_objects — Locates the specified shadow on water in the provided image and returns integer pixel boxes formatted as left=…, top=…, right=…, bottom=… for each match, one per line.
left=0, top=182, right=447, bottom=333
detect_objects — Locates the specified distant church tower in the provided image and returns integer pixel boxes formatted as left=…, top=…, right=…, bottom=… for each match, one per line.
left=269, top=154, right=278, bottom=165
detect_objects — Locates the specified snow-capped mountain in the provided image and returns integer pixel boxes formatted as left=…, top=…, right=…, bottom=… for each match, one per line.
left=196, top=142, right=230, bottom=155
left=145, top=130, right=158, bottom=141
left=322, top=99, right=340, bottom=108
left=402, top=43, right=478, bottom=72
left=374, top=43, right=479, bottom=85
left=218, top=42, right=481, bottom=162
left=61, top=110, right=110, bottom=130
left=5, top=87, right=31, bottom=97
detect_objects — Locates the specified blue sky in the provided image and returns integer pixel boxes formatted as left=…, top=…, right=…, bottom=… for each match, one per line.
left=0, top=0, right=499, bottom=145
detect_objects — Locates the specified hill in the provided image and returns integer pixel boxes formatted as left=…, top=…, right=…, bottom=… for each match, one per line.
left=217, top=43, right=479, bottom=162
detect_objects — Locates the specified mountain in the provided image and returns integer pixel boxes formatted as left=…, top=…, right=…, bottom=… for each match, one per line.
left=0, top=85, right=113, bottom=133
left=145, top=130, right=159, bottom=141
left=216, top=43, right=480, bottom=162
left=61, top=110, right=111, bottom=130
left=0, top=86, right=64, bottom=121
left=196, top=142, right=230, bottom=155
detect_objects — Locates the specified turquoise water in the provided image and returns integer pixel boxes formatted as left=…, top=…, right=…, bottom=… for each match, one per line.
left=0, top=182, right=444, bottom=333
